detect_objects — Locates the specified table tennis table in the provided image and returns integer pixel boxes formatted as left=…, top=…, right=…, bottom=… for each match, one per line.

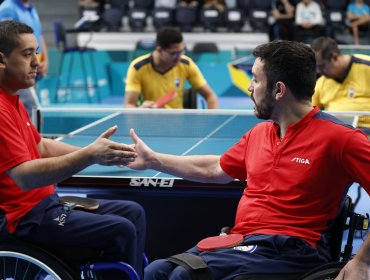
left=50, top=109, right=261, bottom=260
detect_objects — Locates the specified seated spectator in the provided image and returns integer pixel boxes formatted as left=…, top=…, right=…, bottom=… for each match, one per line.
left=203, top=0, right=226, bottom=13
left=155, top=0, right=177, bottom=9
left=295, top=0, right=325, bottom=43
left=346, top=0, right=370, bottom=45
left=178, top=0, right=198, bottom=8
left=269, top=0, right=296, bottom=41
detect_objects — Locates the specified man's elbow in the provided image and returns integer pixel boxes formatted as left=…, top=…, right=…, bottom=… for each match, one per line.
left=7, top=165, right=37, bottom=191
left=11, top=176, right=35, bottom=191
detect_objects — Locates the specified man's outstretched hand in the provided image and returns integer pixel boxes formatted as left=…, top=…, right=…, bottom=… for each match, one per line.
left=87, top=126, right=137, bottom=166
left=128, top=128, right=155, bottom=170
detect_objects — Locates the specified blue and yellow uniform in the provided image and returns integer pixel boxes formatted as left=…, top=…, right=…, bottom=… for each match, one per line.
left=125, top=53, right=206, bottom=109
left=313, top=54, right=370, bottom=128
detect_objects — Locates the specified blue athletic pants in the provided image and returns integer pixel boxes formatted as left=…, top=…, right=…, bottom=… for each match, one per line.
left=10, top=194, right=146, bottom=278
left=144, top=234, right=330, bottom=280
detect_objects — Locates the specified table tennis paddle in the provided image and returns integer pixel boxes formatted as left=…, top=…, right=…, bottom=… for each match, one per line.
left=59, top=196, right=99, bottom=210
left=197, top=233, right=243, bottom=251
left=155, top=90, right=177, bottom=108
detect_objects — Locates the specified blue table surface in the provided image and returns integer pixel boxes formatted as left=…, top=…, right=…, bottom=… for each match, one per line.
left=59, top=111, right=262, bottom=178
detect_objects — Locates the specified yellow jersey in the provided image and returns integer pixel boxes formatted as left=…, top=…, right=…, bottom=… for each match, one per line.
left=313, top=54, right=370, bottom=128
left=125, top=54, right=206, bottom=109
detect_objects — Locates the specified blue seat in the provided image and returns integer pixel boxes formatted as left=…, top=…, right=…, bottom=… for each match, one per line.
left=225, top=7, right=245, bottom=32
left=110, top=0, right=129, bottom=12
left=200, top=7, right=222, bottom=32
left=128, top=8, right=148, bottom=32
left=247, top=0, right=271, bottom=32
left=325, top=0, right=348, bottom=38
left=102, top=8, right=123, bottom=31
left=175, top=6, right=198, bottom=32
left=133, top=0, right=154, bottom=9
left=192, top=42, right=220, bottom=62
left=152, top=7, right=174, bottom=30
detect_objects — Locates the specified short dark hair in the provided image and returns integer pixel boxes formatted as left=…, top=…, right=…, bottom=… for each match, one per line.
left=253, top=40, right=316, bottom=100
left=0, top=20, right=34, bottom=56
left=311, top=36, right=341, bottom=61
left=156, top=26, right=183, bottom=49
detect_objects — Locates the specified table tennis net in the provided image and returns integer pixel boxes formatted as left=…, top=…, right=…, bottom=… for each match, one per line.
left=38, top=109, right=370, bottom=139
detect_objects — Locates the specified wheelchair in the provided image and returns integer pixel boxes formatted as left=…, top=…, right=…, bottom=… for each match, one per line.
left=0, top=196, right=147, bottom=280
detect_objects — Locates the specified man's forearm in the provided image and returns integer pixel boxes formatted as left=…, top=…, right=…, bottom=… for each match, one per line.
left=354, top=235, right=370, bottom=264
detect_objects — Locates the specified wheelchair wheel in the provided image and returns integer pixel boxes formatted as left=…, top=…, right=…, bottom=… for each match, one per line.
left=0, top=241, right=77, bottom=280
left=298, top=261, right=345, bottom=280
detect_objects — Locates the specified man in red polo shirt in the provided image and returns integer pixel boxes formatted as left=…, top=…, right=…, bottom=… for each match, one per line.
left=0, top=20, right=146, bottom=278
left=128, top=40, right=370, bottom=280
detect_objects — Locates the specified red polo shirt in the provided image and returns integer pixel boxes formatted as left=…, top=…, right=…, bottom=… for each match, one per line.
left=0, top=89, right=54, bottom=233
left=220, top=107, right=370, bottom=247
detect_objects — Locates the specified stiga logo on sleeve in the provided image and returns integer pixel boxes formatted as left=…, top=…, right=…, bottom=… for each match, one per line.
left=130, top=178, right=174, bottom=187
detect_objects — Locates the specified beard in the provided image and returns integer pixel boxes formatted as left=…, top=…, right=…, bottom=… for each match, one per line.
left=251, top=88, right=275, bottom=120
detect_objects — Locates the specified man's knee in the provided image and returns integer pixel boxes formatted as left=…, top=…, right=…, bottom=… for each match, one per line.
left=144, top=259, right=193, bottom=280
left=130, top=201, right=146, bottom=221
left=144, top=259, right=174, bottom=280
left=171, top=266, right=193, bottom=280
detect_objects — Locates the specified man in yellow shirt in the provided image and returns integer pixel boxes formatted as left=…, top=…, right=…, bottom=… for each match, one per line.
left=311, top=37, right=370, bottom=135
left=124, top=27, right=218, bottom=109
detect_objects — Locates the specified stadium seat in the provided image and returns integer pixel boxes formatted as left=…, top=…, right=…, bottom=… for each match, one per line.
left=192, top=42, right=219, bottom=61
left=192, top=42, right=219, bottom=53
left=175, top=6, right=198, bottom=32
left=200, top=7, right=222, bottom=32
left=236, top=0, right=252, bottom=12
left=225, top=7, right=245, bottom=32
left=128, top=0, right=154, bottom=32
left=109, top=0, right=129, bottom=12
left=101, top=8, right=123, bottom=31
left=128, top=8, right=148, bottom=32
left=152, top=7, right=174, bottom=30
left=133, top=0, right=154, bottom=9
left=130, top=39, right=156, bottom=60
left=247, top=0, right=271, bottom=32
left=325, top=0, right=348, bottom=38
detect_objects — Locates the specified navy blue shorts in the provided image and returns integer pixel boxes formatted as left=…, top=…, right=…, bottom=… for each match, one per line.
left=144, top=234, right=331, bottom=280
